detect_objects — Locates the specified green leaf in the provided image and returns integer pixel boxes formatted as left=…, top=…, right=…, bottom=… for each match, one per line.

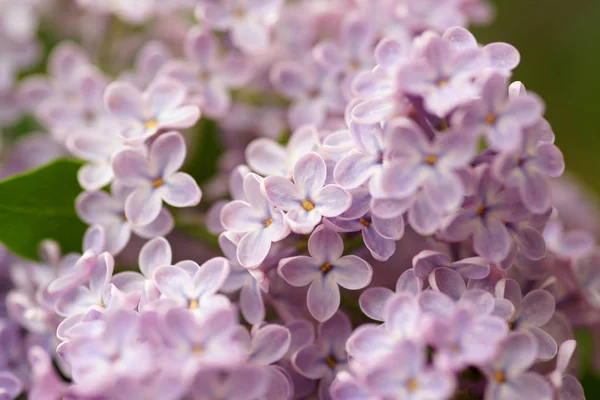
left=0, top=158, right=86, bottom=260
left=185, top=118, right=223, bottom=186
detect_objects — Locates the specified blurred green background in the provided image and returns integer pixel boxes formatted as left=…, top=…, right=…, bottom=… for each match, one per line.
left=473, top=0, right=600, bottom=192
left=474, top=0, right=600, bottom=395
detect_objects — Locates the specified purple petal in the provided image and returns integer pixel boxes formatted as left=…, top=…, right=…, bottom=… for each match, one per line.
left=371, top=214, right=404, bottom=240
left=149, top=131, right=186, bottom=177
left=231, top=19, right=269, bottom=54
left=249, top=325, right=291, bottom=365
left=240, top=280, right=265, bottom=325
left=362, top=227, right=396, bottom=262
left=517, top=290, right=555, bottom=327
left=246, top=138, right=287, bottom=177
left=450, top=257, right=490, bottom=280
left=278, top=256, right=321, bottom=287
left=307, top=277, right=340, bottom=322
left=139, top=236, right=172, bottom=277
left=153, top=266, right=189, bottom=302
left=308, top=225, right=344, bottom=264
left=125, top=187, right=163, bottom=226
left=484, top=42, right=521, bottom=70
left=519, top=170, right=551, bottom=213
left=333, top=255, right=372, bottom=290
left=334, top=152, right=378, bottom=189
left=513, top=224, right=546, bottom=260
left=192, top=257, right=230, bottom=298
left=314, top=184, right=352, bottom=217
left=412, top=250, right=451, bottom=280
left=145, top=77, right=186, bottom=115
left=112, top=149, right=151, bottom=186
left=263, top=176, right=301, bottom=210
left=162, top=172, right=202, bottom=207
left=293, top=152, right=326, bottom=197
left=429, top=267, right=466, bottom=301
left=499, top=333, right=537, bottom=374
left=237, top=229, right=272, bottom=267
left=104, top=81, right=143, bottom=120
left=293, top=345, right=328, bottom=379
left=359, top=287, right=394, bottom=321
left=529, top=326, right=557, bottom=361
left=473, top=218, right=511, bottom=262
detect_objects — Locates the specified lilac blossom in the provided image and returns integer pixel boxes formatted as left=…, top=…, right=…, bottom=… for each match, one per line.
left=263, top=152, right=351, bottom=234
left=292, top=311, right=352, bottom=400
left=110, top=236, right=173, bottom=310
left=153, top=257, right=230, bottom=310
left=412, top=250, right=489, bottom=280
left=219, top=232, right=268, bottom=324
left=195, top=0, right=283, bottom=54
left=359, top=269, right=422, bottom=321
left=548, top=340, right=585, bottom=400
left=325, top=188, right=404, bottom=261
left=104, top=77, right=200, bottom=144
left=278, top=226, right=372, bottom=321
left=190, top=366, right=269, bottom=400
left=362, top=340, right=456, bottom=400
left=160, top=307, right=245, bottom=372
left=271, top=61, right=345, bottom=129
left=0, top=371, right=21, bottom=400
left=221, top=173, right=290, bottom=267
left=455, top=72, right=544, bottom=151
left=245, top=124, right=317, bottom=178
left=443, top=165, right=537, bottom=263
left=65, top=311, right=154, bottom=396
left=428, top=304, right=508, bottom=371
left=313, top=15, right=376, bottom=98
left=159, top=27, right=251, bottom=118
left=493, top=123, right=565, bottom=213
left=482, top=333, right=553, bottom=400
left=397, top=32, right=484, bottom=116
left=333, top=122, right=385, bottom=190
left=112, top=131, right=202, bottom=226
left=495, top=279, right=557, bottom=360
left=66, top=121, right=126, bottom=191
left=77, top=182, right=174, bottom=254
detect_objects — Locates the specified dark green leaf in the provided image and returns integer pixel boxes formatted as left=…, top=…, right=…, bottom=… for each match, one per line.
left=0, top=158, right=86, bottom=260
left=185, top=118, right=223, bottom=186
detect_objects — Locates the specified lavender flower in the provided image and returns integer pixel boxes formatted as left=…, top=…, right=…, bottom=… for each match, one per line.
left=455, top=72, right=544, bottom=151
left=482, top=333, right=553, bottom=400
left=112, top=131, right=202, bottom=226
left=104, top=77, right=200, bottom=144
left=221, top=173, right=290, bottom=267
left=292, top=311, right=352, bottom=400
left=278, top=226, right=372, bottom=321
left=263, top=152, right=351, bottom=234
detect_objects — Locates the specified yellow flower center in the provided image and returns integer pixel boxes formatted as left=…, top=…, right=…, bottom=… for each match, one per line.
left=320, top=262, right=332, bottom=274
left=265, top=218, right=273, bottom=227
left=477, top=204, right=486, bottom=216
left=359, top=218, right=371, bottom=227
left=302, top=200, right=315, bottom=212
left=192, top=345, right=203, bottom=355
left=144, top=119, right=158, bottom=130
left=485, top=113, right=497, bottom=125
left=153, top=178, right=164, bottom=188
left=407, top=379, right=419, bottom=392
left=425, top=155, right=437, bottom=165
left=325, top=355, right=337, bottom=368
left=188, top=299, right=199, bottom=309
left=494, top=371, right=505, bottom=384
left=436, top=78, right=449, bottom=87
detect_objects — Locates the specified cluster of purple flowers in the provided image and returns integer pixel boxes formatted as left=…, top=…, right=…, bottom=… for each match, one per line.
left=0, top=0, right=597, bottom=399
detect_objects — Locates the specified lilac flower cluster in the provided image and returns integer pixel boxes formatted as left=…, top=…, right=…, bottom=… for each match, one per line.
left=0, top=0, right=597, bottom=399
